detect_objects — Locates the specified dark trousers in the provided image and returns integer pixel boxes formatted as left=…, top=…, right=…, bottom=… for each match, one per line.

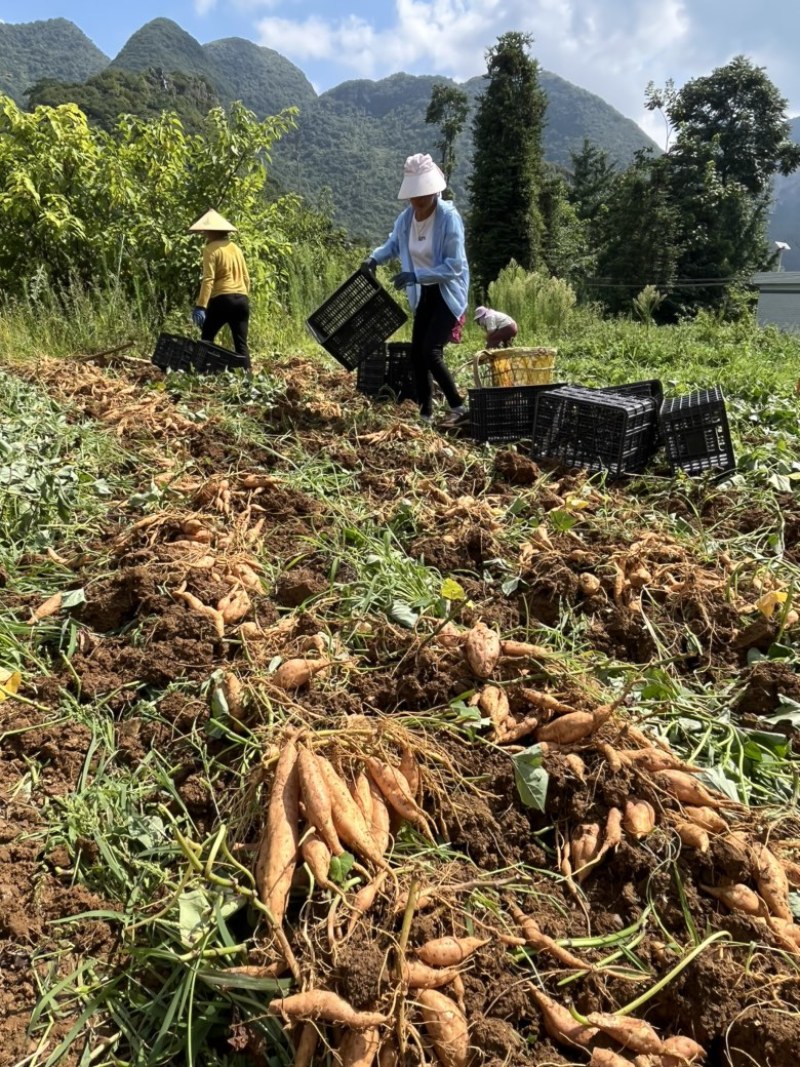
left=486, top=323, right=518, bottom=349
left=411, top=285, right=463, bottom=416
left=202, top=293, right=251, bottom=369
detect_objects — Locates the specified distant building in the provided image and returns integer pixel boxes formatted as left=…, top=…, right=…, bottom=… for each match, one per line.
left=750, top=271, right=800, bottom=332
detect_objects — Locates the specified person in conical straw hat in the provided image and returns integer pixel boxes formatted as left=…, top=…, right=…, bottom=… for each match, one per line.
left=188, top=209, right=252, bottom=369
left=363, top=153, right=469, bottom=425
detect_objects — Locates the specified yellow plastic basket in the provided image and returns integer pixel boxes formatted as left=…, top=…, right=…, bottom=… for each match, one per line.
left=473, top=346, right=556, bottom=388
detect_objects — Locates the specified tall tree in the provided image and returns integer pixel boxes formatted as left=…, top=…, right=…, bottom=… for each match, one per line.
left=667, top=56, right=800, bottom=196
left=594, top=151, right=681, bottom=315
left=425, top=83, right=469, bottom=187
left=467, top=31, right=547, bottom=293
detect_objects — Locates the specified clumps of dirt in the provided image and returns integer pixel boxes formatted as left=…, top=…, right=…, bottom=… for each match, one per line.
left=733, top=659, right=800, bottom=718
left=274, top=566, right=328, bottom=607
left=492, top=449, right=540, bottom=486
left=334, top=937, right=390, bottom=1009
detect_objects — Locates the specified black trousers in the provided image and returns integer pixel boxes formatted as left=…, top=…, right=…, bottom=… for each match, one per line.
left=202, top=293, right=251, bottom=369
left=411, top=285, right=463, bottom=416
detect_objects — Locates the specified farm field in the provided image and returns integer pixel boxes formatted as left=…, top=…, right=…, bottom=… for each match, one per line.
left=2, top=330, right=800, bottom=1067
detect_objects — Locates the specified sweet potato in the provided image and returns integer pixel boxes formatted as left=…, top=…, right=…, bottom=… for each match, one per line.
left=351, top=771, right=373, bottom=824
left=338, top=1026, right=381, bottom=1067
left=701, top=882, right=762, bottom=916
left=602, top=807, right=624, bottom=853
left=500, top=640, right=551, bottom=659
left=317, top=756, right=387, bottom=868
left=297, top=747, right=343, bottom=856
left=750, top=841, right=792, bottom=921
left=272, top=657, right=331, bottom=691
left=672, top=820, right=710, bottom=852
left=268, top=990, right=388, bottom=1028
left=623, top=799, right=657, bottom=839
left=586, top=1011, right=662, bottom=1054
left=579, top=573, right=602, bottom=596
left=510, top=906, right=592, bottom=970
left=293, top=1023, right=318, bottom=1067
left=479, top=686, right=512, bottom=733
left=366, top=757, right=430, bottom=834
left=463, top=622, right=501, bottom=678
left=377, top=1044, right=398, bottom=1067
left=301, top=830, right=334, bottom=891
left=368, top=777, right=391, bottom=858
left=660, top=1035, right=706, bottom=1063
left=783, top=858, right=800, bottom=889
left=347, top=872, right=388, bottom=936
left=399, top=746, right=421, bottom=801
left=28, top=591, right=63, bottom=623
left=255, top=737, right=300, bottom=925
left=417, top=988, right=469, bottom=1067
left=217, top=587, right=252, bottom=624
left=656, top=770, right=722, bottom=808
left=570, top=822, right=602, bottom=881
left=520, top=688, right=574, bottom=717
left=499, top=716, right=541, bottom=744
left=222, top=672, right=244, bottom=720
left=589, top=1050, right=634, bottom=1067
left=767, top=916, right=800, bottom=953
left=682, top=806, right=728, bottom=834
left=401, top=959, right=460, bottom=989
left=175, top=589, right=225, bottom=638
left=537, top=707, right=612, bottom=745
left=530, top=988, right=597, bottom=1048
left=415, top=936, right=489, bottom=968
left=618, top=748, right=692, bottom=773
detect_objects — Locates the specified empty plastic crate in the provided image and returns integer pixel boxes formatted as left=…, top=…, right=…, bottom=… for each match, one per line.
left=659, top=387, right=735, bottom=476
left=596, top=379, right=664, bottom=404
left=469, top=384, right=565, bottom=444
left=306, top=269, right=408, bottom=371
left=531, top=386, right=658, bottom=477
left=356, top=342, right=417, bottom=402
left=151, top=333, right=248, bottom=374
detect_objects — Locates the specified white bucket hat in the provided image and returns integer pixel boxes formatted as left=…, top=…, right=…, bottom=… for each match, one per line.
left=188, top=209, right=237, bottom=233
left=397, top=153, right=447, bottom=200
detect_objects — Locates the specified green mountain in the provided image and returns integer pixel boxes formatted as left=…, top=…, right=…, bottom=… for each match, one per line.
left=769, top=117, right=800, bottom=271
left=0, top=18, right=107, bottom=103
left=2, top=16, right=661, bottom=242
left=204, top=37, right=316, bottom=117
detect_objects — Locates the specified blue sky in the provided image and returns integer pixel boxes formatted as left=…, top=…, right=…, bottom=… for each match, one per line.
left=2, top=1, right=799, bottom=141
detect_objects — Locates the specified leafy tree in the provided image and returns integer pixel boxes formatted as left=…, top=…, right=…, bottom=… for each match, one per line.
left=27, top=68, right=220, bottom=134
left=425, top=83, right=469, bottom=186
left=538, top=165, right=590, bottom=288
left=569, top=139, right=616, bottom=224
left=594, top=152, right=681, bottom=314
left=0, top=95, right=298, bottom=311
left=667, top=56, right=800, bottom=196
left=467, top=32, right=548, bottom=292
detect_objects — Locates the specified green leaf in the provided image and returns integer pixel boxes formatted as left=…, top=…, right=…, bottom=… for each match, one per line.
left=441, top=578, right=466, bottom=602
left=390, top=600, right=419, bottom=628
left=511, top=745, right=549, bottom=812
left=549, top=510, right=578, bottom=532
left=178, top=888, right=210, bottom=947
left=763, top=696, right=800, bottom=728
left=60, top=588, right=86, bottom=609
left=699, top=766, right=741, bottom=803
left=329, top=852, right=355, bottom=886
left=768, top=473, right=792, bottom=493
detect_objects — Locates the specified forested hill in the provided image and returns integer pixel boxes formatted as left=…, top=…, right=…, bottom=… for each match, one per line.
left=1, top=16, right=660, bottom=240
left=0, top=19, right=108, bottom=103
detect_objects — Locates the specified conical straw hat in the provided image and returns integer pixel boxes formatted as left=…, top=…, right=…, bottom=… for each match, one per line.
left=188, top=209, right=237, bottom=233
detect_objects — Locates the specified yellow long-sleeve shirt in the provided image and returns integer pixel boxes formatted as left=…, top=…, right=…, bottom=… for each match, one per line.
left=196, top=238, right=250, bottom=308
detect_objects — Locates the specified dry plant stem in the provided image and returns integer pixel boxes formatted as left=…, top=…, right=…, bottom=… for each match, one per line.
left=395, top=878, right=420, bottom=1057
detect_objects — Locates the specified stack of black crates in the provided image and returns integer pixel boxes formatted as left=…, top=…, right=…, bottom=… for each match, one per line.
left=306, top=269, right=407, bottom=371
left=356, top=342, right=417, bottom=403
left=151, top=333, right=249, bottom=374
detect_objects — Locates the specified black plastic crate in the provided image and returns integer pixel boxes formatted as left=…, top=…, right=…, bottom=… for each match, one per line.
left=356, top=342, right=417, bottom=402
left=468, top=384, right=566, bottom=444
left=151, top=333, right=248, bottom=374
left=531, top=386, right=658, bottom=477
left=596, top=379, right=664, bottom=404
left=306, top=269, right=408, bottom=371
left=659, top=386, right=735, bottom=476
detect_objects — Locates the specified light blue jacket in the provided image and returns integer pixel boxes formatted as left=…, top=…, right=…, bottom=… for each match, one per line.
left=371, top=199, right=469, bottom=319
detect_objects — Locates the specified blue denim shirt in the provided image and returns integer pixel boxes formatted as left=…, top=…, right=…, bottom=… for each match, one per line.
left=370, top=199, right=469, bottom=319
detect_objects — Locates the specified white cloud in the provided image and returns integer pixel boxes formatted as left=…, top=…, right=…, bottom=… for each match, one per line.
left=253, top=0, right=800, bottom=133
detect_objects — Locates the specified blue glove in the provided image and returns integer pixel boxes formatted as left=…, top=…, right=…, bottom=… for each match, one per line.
left=392, top=271, right=417, bottom=290
left=361, top=257, right=377, bottom=275
left=192, top=306, right=206, bottom=329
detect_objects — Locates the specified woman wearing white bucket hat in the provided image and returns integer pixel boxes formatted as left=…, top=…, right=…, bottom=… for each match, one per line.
left=188, top=209, right=252, bottom=369
left=364, top=153, right=469, bottom=424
